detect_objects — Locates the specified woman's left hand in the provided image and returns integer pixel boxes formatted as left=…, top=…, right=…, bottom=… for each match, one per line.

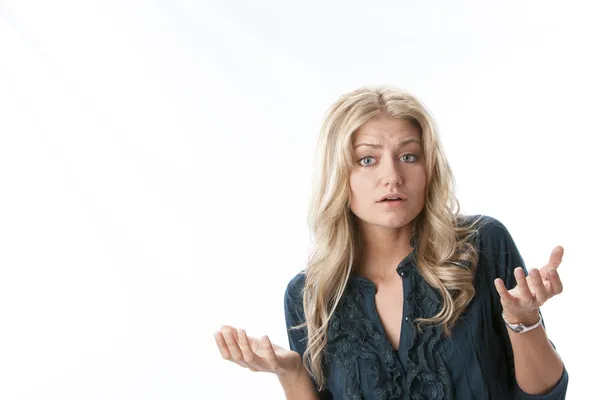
left=494, top=246, right=564, bottom=325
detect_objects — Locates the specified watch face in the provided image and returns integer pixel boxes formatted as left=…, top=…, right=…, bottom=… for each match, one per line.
left=514, top=326, right=524, bottom=333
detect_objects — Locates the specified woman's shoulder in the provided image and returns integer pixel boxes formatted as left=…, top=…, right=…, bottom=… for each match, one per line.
left=285, top=270, right=306, bottom=293
left=458, top=214, right=512, bottom=243
left=467, top=214, right=517, bottom=247
left=467, top=214, right=525, bottom=284
left=284, top=271, right=308, bottom=323
left=284, top=271, right=307, bottom=308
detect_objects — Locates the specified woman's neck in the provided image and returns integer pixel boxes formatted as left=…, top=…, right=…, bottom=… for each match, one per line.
left=356, top=224, right=414, bottom=281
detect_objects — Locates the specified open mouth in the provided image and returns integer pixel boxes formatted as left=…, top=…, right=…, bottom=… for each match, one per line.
left=379, top=198, right=405, bottom=204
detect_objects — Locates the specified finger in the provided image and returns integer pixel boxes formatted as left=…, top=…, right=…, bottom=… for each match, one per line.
left=214, top=331, right=232, bottom=360
left=260, top=335, right=278, bottom=364
left=529, top=268, right=549, bottom=304
left=222, top=327, right=250, bottom=368
left=494, top=278, right=518, bottom=305
left=547, top=268, right=564, bottom=295
left=548, top=246, right=564, bottom=269
left=237, top=329, right=260, bottom=371
left=542, top=279, right=552, bottom=292
left=540, top=246, right=564, bottom=280
left=514, top=267, right=534, bottom=303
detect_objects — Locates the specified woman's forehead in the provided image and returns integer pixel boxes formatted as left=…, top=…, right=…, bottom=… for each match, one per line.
left=353, top=116, right=421, bottom=142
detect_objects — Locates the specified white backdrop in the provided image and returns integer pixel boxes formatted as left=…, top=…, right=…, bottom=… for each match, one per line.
left=0, top=1, right=598, bottom=399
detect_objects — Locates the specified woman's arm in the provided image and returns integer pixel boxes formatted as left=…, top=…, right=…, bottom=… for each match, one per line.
left=214, top=326, right=321, bottom=398
left=504, top=313, right=565, bottom=395
left=480, top=216, right=568, bottom=399
left=283, top=273, right=334, bottom=400
left=494, top=249, right=569, bottom=398
left=278, top=365, right=320, bottom=400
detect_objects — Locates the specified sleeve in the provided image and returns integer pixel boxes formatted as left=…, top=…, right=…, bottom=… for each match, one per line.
left=479, top=216, right=569, bottom=400
left=284, top=272, right=333, bottom=400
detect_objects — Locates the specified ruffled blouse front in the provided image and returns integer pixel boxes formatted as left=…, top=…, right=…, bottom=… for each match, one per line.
left=284, top=215, right=569, bottom=399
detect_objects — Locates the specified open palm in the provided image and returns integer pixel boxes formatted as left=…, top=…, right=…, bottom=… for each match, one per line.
left=214, top=325, right=302, bottom=377
left=495, top=246, right=565, bottom=323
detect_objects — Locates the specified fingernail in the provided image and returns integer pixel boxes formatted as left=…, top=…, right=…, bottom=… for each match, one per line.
left=515, top=268, right=524, bottom=278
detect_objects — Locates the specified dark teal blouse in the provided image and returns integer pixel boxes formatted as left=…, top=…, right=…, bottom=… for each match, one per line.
left=283, top=215, right=568, bottom=399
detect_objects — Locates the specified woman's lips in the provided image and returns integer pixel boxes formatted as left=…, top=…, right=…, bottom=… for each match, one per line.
left=379, top=199, right=406, bottom=207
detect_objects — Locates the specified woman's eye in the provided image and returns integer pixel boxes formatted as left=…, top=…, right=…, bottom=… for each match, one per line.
left=401, top=154, right=418, bottom=163
left=358, top=156, right=376, bottom=166
left=359, top=154, right=418, bottom=166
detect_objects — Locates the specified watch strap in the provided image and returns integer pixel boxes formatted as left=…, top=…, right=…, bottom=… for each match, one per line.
left=502, top=310, right=543, bottom=334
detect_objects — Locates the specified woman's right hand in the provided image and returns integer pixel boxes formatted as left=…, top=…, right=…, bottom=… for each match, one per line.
left=214, top=325, right=303, bottom=378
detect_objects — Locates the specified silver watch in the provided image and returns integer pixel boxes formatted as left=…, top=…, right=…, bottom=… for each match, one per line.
left=502, top=310, right=543, bottom=333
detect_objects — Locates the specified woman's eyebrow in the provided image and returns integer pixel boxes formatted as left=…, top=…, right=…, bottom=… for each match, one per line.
left=354, top=138, right=421, bottom=149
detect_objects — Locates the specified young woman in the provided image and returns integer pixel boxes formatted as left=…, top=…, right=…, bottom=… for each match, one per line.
left=214, top=87, right=569, bottom=399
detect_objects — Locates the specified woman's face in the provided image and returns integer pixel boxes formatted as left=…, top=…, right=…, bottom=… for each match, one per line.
left=349, top=114, right=427, bottom=232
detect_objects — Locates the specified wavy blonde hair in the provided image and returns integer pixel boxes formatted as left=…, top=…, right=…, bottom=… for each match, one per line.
left=292, top=86, right=486, bottom=390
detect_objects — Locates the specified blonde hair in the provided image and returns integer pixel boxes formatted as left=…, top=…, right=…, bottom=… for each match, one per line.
left=292, top=86, right=486, bottom=390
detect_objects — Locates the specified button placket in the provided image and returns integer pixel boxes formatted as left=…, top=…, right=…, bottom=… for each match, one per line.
left=403, top=273, right=413, bottom=324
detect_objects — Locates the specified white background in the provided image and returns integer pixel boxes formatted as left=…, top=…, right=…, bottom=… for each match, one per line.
left=0, top=1, right=597, bottom=398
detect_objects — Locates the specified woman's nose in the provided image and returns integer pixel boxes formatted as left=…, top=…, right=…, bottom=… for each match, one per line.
left=380, top=158, right=403, bottom=186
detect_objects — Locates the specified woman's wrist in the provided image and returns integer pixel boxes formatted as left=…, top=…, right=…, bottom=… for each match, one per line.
left=277, top=361, right=320, bottom=400
left=277, top=358, right=305, bottom=381
left=503, top=309, right=540, bottom=326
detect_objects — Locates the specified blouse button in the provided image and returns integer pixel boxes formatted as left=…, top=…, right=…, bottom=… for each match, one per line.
left=404, top=316, right=410, bottom=322
left=400, top=271, right=405, bottom=277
